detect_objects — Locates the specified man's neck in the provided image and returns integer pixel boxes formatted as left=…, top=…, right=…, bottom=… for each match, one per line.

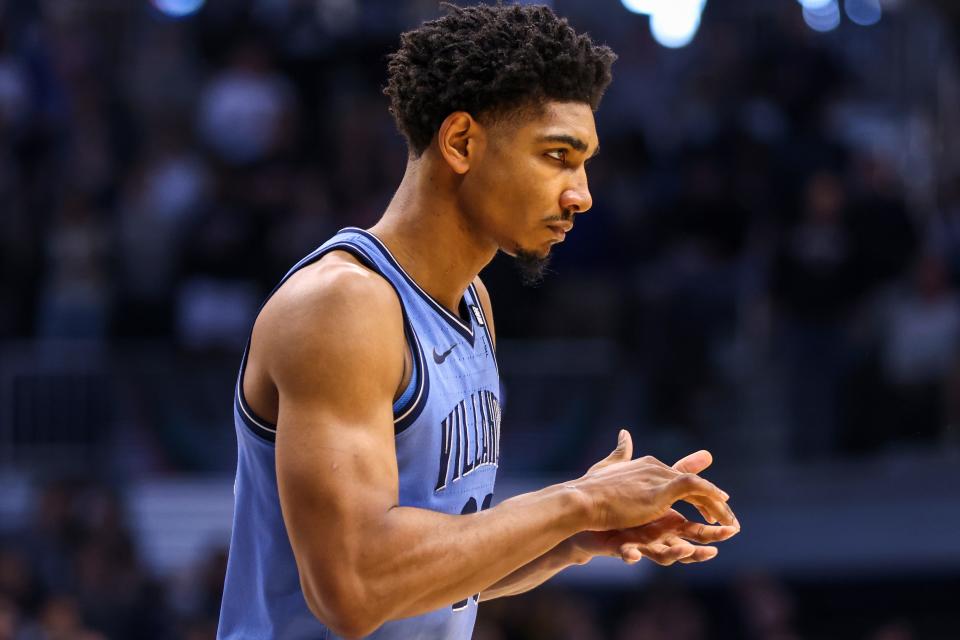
left=368, top=157, right=498, bottom=314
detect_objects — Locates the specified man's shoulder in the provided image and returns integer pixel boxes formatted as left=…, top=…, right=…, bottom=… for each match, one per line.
left=272, top=250, right=398, bottom=316
left=255, top=251, right=404, bottom=358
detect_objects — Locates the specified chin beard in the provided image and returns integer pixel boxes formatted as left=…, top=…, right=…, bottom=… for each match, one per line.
left=513, top=249, right=552, bottom=287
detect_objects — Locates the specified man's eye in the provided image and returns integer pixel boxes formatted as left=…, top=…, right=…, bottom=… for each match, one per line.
left=546, top=149, right=567, bottom=164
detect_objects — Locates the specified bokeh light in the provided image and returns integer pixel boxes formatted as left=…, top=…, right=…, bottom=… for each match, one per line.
left=803, top=0, right=841, bottom=32
left=845, top=0, right=882, bottom=26
left=621, top=0, right=707, bottom=49
left=797, top=0, right=835, bottom=9
left=150, top=0, right=205, bottom=19
left=620, top=0, right=661, bottom=15
left=650, top=2, right=704, bottom=48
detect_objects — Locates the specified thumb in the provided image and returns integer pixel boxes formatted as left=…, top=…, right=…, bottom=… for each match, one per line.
left=587, top=429, right=634, bottom=474
left=612, top=429, right=633, bottom=461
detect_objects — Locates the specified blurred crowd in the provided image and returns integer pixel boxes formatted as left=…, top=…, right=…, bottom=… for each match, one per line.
left=3, top=1, right=960, bottom=472
left=0, top=480, right=225, bottom=639
left=2, top=0, right=960, bottom=467
left=1, top=480, right=953, bottom=640
left=2, top=0, right=960, bottom=637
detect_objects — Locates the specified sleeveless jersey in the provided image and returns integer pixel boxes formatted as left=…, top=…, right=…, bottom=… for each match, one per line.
left=218, top=227, right=501, bottom=639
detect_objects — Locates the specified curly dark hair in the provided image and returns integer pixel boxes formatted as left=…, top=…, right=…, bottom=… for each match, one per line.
left=384, top=2, right=617, bottom=156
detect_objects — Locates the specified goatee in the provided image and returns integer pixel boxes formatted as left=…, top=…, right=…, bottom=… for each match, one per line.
left=513, top=250, right=552, bottom=287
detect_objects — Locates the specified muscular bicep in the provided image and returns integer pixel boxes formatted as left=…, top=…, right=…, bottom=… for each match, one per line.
left=260, top=261, right=407, bottom=614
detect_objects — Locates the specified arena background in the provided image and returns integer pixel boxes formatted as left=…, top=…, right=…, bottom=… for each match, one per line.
left=2, top=0, right=960, bottom=638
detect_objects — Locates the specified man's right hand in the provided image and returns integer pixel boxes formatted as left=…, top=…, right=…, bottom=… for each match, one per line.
left=570, top=430, right=739, bottom=532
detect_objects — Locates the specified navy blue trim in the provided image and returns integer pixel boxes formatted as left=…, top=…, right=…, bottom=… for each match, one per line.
left=392, top=352, right=418, bottom=411
left=342, top=227, right=476, bottom=347
left=235, top=374, right=277, bottom=443
left=234, top=237, right=429, bottom=442
left=468, top=282, right=499, bottom=378
left=394, top=314, right=430, bottom=435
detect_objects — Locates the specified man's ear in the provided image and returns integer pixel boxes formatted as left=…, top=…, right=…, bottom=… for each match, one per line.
left=437, top=111, right=483, bottom=175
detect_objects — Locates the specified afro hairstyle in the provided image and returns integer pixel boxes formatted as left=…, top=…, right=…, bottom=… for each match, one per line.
left=384, top=2, right=617, bottom=156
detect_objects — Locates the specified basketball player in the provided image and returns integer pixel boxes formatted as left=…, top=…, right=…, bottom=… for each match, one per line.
left=218, top=4, right=740, bottom=639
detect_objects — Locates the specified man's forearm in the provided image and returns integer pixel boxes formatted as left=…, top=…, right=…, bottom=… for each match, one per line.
left=303, top=483, right=591, bottom=634
left=478, top=538, right=589, bottom=601
left=377, top=485, right=587, bottom=616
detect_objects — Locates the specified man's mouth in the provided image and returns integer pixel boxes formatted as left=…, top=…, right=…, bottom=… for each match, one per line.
left=546, top=221, right=573, bottom=241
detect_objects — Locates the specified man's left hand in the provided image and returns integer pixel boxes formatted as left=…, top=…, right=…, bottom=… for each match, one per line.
left=569, top=508, right=739, bottom=566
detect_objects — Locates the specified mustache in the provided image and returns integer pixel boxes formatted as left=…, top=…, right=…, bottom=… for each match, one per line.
left=544, top=209, right=576, bottom=223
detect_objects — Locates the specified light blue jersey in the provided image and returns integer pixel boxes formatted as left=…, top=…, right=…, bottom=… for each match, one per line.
left=218, top=228, right=501, bottom=639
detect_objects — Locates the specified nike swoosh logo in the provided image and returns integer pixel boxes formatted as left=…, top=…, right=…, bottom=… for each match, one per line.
left=433, top=344, right=458, bottom=364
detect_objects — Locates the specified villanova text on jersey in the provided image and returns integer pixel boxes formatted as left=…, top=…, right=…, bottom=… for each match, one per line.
left=435, top=389, right=501, bottom=493
left=218, top=228, right=501, bottom=640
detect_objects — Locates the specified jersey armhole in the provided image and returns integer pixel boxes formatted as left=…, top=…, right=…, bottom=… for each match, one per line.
left=235, top=241, right=429, bottom=443
left=392, top=342, right=418, bottom=414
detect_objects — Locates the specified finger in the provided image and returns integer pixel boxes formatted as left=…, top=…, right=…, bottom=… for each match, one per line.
left=671, top=450, right=732, bottom=505
left=661, top=542, right=696, bottom=565
left=644, top=542, right=678, bottom=566
left=628, top=511, right=733, bottom=543
left=633, top=453, right=729, bottom=508
left=686, top=497, right=721, bottom=525
left=648, top=538, right=696, bottom=566
left=678, top=546, right=719, bottom=564
left=687, top=495, right=742, bottom=528
left=667, top=475, right=740, bottom=528
left=619, top=543, right=642, bottom=564
left=672, top=449, right=714, bottom=475
left=625, top=508, right=685, bottom=533
left=664, top=534, right=696, bottom=551
left=613, top=511, right=685, bottom=546
left=654, top=472, right=734, bottom=525
left=690, top=496, right=738, bottom=529
left=676, top=520, right=739, bottom=544
left=666, top=473, right=726, bottom=502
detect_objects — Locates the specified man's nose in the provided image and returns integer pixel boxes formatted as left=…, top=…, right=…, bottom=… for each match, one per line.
left=560, top=172, right=592, bottom=214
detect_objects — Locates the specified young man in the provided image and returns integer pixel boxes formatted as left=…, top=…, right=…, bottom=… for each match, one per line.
left=218, top=4, right=740, bottom=639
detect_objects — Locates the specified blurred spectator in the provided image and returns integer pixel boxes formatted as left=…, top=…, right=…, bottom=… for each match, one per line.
left=614, top=586, right=707, bottom=640
left=1, top=482, right=171, bottom=640
left=771, top=170, right=858, bottom=459
left=115, top=127, right=211, bottom=337
left=869, top=620, right=917, bottom=640
left=36, top=194, right=112, bottom=340
left=17, top=594, right=106, bottom=640
left=0, top=44, right=30, bottom=130
left=0, top=550, right=41, bottom=621
left=734, top=573, right=800, bottom=640
left=0, top=595, right=19, bottom=640
left=196, top=41, right=296, bottom=165
left=875, top=253, right=960, bottom=444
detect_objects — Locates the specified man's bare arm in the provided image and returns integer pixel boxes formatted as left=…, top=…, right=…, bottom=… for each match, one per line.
left=477, top=538, right=588, bottom=601
left=257, top=259, right=735, bottom=639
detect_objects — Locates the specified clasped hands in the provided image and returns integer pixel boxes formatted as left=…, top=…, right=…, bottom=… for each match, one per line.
left=569, top=430, right=740, bottom=567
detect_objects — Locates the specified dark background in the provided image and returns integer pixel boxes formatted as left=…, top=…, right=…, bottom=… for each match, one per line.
left=1, top=0, right=959, bottom=638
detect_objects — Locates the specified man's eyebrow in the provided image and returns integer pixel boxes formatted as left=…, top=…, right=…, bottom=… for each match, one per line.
left=539, top=134, right=599, bottom=157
